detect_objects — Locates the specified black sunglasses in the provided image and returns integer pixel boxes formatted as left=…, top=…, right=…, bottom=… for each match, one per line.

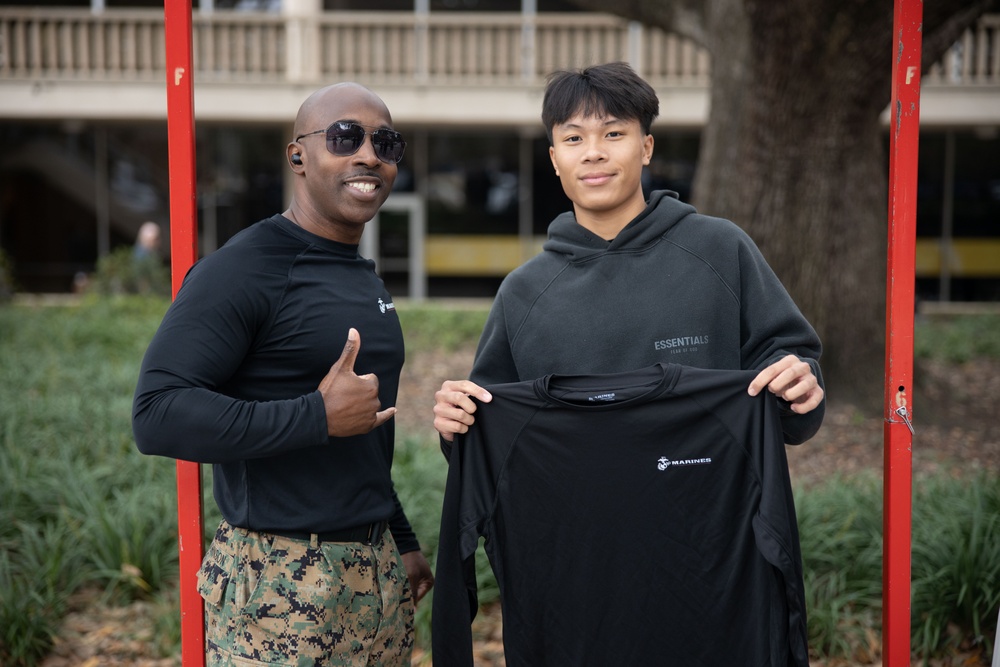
left=295, top=121, right=406, bottom=164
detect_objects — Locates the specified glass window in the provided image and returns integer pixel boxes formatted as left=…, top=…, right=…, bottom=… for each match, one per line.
left=904, top=128, right=1000, bottom=301
left=644, top=131, right=700, bottom=203
left=324, top=0, right=415, bottom=10
left=913, top=129, right=1000, bottom=238
left=431, top=0, right=518, bottom=11
left=426, top=131, right=521, bottom=234
left=537, top=0, right=583, bottom=11
left=196, top=125, right=286, bottom=248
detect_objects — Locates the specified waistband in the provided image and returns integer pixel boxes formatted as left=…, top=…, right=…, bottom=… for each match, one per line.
left=266, top=520, right=387, bottom=547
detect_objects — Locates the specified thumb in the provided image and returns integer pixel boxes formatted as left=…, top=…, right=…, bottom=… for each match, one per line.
left=331, top=328, right=361, bottom=374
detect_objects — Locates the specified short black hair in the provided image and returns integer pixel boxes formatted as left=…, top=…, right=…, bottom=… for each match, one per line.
left=541, top=61, right=660, bottom=144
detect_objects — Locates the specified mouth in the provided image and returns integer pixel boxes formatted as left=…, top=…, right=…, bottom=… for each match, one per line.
left=345, top=180, right=380, bottom=195
left=580, top=172, right=614, bottom=186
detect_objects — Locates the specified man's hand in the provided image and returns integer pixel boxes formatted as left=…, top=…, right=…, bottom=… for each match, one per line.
left=748, top=354, right=824, bottom=414
left=318, top=328, right=396, bottom=437
left=433, top=380, right=492, bottom=443
left=401, top=550, right=434, bottom=606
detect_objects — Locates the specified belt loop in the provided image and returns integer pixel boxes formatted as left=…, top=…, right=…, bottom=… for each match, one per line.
left=310, top=533, right=319, bottom=549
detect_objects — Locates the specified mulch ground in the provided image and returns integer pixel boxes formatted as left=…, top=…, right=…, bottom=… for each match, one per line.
left=40, top=353, right=1000, bottom=667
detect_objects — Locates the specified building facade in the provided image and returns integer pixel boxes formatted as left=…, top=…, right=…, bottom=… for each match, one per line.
left=0, top=1, right=998, bottom=298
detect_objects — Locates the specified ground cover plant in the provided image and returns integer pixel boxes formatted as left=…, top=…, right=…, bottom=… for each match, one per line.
left=0, top=296, right=997, bottom=665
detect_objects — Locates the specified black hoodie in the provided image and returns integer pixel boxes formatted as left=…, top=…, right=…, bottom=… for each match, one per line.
left=470, top=190, right=824, bottom=445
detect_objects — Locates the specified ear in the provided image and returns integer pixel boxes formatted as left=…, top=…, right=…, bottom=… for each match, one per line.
left=549, top=145, right=559, bottom=176
left=287, top=143, right=305, bottom=171
left=642, top=134, right=654, bottom=166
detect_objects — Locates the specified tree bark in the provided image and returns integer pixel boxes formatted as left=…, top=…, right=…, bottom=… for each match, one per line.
left=702, top=0, right=898, bottom=406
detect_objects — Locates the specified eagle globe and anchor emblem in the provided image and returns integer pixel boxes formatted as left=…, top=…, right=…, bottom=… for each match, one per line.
left=378, top=298, right=395, bottom=314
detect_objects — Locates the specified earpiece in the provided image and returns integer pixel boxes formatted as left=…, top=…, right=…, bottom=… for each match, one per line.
left=291, top=153, right=302, bottom=165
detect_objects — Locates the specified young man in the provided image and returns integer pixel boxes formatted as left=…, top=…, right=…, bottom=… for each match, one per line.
left=433, top=61, right=824, bottom=446
left=133, top=82, right=433, bottom=666
left=430, top=62, right=824, bottom=665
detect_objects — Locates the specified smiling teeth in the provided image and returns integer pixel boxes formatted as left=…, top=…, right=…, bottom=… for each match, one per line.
left=349, top=182, right=377, bottom=193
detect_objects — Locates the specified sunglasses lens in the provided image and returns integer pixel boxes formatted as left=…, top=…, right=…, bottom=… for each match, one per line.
left=372, top=130, right=406, bottom=164
left=326, top=123, right=365, bottom=156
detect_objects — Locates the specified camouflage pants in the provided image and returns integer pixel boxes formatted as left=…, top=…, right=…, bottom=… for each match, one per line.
left=196, top=520, right=414, bottom=667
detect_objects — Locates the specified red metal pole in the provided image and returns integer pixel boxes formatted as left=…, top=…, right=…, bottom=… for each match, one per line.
left=164, top=1, right=205, bottom=664
left=884, top=0, right=922, bottom=664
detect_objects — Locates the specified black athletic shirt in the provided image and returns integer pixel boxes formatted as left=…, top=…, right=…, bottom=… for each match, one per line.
left=432, top=363, right=808, bottom=666
left=132, top=214, right=417, bottom=552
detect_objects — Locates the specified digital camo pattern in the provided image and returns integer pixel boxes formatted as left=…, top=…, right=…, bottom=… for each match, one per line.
left=197, top=521, right=414, bottom=666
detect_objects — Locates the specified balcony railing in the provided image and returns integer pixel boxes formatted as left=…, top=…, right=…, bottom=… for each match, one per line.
left=0, top=8, right=997, bottom=88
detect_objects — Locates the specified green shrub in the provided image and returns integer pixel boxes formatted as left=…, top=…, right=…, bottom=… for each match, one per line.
left=915, top=314, right=1000, bottom=362
left=397, top=302, right=490, bottom=351
left=0, top=296, right=173, bottom=664
left=796, top=474, right=883, bottom=660
left=0, top=552, right=61, bottom=667
left=0, top=522, right=86, bottom=666
left=88, top=246, right=170, bottom=296
left=796, top=472, right=1000, bottom=663
left=911, top=474, right=1000, bottom=659
left=57, top=459, right=180, bottom=601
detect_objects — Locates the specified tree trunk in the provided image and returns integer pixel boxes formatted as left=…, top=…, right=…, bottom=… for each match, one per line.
left=692, top=1, right=895, bottom=406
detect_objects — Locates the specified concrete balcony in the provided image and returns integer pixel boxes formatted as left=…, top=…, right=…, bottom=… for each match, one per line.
left=1, top=7, right=997, bottom=127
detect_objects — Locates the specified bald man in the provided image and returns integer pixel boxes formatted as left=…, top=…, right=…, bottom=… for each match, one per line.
left=133, top=83, right=432, bottom=666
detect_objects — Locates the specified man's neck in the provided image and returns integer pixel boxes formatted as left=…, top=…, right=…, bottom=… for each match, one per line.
left=574, top=197, right=648, bottom=241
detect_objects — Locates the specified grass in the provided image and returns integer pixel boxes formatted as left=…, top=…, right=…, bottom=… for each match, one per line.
left=0, top=296, right=998, bottom=665
left=396, top=300, right=491, bottom=352
left=914, top=313, right=1000, bottom=362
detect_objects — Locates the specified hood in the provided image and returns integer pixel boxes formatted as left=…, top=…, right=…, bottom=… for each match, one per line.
left=542, top=190, right=698, bottom=261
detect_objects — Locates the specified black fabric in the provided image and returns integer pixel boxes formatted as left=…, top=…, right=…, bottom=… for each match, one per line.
left=432, top=364, right=808, bottom=667
left=132, top=214, right=418, bottom=553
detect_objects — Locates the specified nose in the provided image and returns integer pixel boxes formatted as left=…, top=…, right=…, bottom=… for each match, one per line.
left=581, top=137, right=607, bottom=162
left=352, top=134, right=382, bottom=167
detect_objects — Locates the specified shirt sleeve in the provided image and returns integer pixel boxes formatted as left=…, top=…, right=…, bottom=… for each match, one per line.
left=431, top=427, right=481, bottom=667
left=735, top=233, right=825, bottom=445
left=388, top=488, right=420, bottom=554
left=131, top=254, right=329, bottom=463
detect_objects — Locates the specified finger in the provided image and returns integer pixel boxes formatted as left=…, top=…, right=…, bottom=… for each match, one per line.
left=357, top=372, right=380, bottom=391
left=767, top=367, right=804, bottom=396
left=415, top=578, right=433, bottom=603
left=790, top=387, right=825, bottom=414
left=434, top=393, right=478, bottom=419
left=748, top=366, right=781, bottom=396
left=433, top=401, right=478, bottom=426
left=440, top=379, right=492, bottom=403
left=748, top=355, right=799, bottom=396
left=777, top=372, right=818, bottom=403
left=331, top=327, right=361, bottom=374
left=433, top=416, right=471, bottom=441
left=372, top=407, right=396, bottom=429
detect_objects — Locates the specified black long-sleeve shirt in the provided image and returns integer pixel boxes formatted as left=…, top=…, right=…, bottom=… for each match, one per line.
left=433, top=364, right=808, bottom=666
left=132, top=214, right=417, bottom=552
